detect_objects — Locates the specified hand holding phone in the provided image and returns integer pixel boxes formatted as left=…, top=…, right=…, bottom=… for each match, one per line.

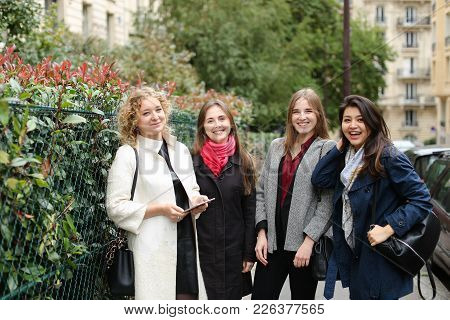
left=184, top=198, right=215, bottom=213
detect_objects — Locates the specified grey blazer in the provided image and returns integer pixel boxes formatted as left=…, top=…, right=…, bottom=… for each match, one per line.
left=255, top=137, right=336, bottom=253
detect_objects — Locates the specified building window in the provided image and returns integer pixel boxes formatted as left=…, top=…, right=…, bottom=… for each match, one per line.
left=405, top=110, right=417, bottom=127
left=405, top=7, right=416, bottom=23
left=405, top=83, right=417, bottom=100
left=82, top=3, right=92, bottom=39
left=107, top=13, right=115, bottom=47
left=405, top=32, right=417, bottom=47
left=379, top=87, right=385, bottom=97
left=409, top=57, right=415, bottom=73
left=376, top=6, right=385, bottom=23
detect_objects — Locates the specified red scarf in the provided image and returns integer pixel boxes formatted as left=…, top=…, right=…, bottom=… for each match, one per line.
left=200, top=135, right=236, bottom=176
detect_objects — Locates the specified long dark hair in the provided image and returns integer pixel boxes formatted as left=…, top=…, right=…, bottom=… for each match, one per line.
left=284, top=88, right=330, bottom=154
left=339, top=95, right=391, bottom=177
left=193, top=99, right=256, bottom=195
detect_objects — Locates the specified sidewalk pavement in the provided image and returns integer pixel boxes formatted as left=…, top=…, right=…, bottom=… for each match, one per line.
left=244, top=265, right=449, bottom=300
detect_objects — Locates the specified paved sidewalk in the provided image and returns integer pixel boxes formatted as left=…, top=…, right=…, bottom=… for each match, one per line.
left=244, top=265, right=449, bottom=300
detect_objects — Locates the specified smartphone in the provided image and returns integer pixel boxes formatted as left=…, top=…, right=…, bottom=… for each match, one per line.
left=184, top=198, right=215, bottom=213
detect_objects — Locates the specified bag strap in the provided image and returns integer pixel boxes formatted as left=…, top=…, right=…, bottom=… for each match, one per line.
left=130, top=147, right=139, bottom=200
left=317, top=141, right=326, bottom=202
left=417, top=262, right=437, bottom=300
left=118, top=148, right=139, bottom=238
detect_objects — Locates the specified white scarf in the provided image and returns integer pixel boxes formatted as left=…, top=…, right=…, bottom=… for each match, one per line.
left=340, top=146, right=365, bottom=249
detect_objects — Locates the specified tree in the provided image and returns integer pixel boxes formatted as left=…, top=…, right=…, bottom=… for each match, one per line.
left=159, top=0, right=394, bottom=131
left=114, top=10, right=199, bottom=94
left=0, top=0, right=40, bottom=45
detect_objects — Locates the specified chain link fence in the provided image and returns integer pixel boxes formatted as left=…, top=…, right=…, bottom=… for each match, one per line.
left=0, top=104, right=197, bottom=299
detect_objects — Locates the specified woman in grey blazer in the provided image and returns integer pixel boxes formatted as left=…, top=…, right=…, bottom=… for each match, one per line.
left=252, top=88, right=335, bottom=300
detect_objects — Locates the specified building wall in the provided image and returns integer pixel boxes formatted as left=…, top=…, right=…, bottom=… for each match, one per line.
left=352, top=0, right=437, bottom=144
left=35, top=0, right=159, bottom=47
left=431, top=0, right=450, bottom=145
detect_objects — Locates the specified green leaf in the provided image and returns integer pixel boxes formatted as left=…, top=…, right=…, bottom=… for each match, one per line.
left=65, top=214, right=76, bottom=234
left=62, top=114, right=87, bottom=124
left=1, top=225, right=12, bottom=243
left=9, top=78, right=22, bottom=93
left=26, top=118, right=37, bottom=132
left=0, top=99, right=9, bottom=126
left=61, top=100, right=73, bottom=109
left=7, top=274, right=18, bottom=292
left=47, top=251, right=61, bottom=262
left=29, top=173, right=45, bottom=179
left=24, top=157, right=41, bottom=164
left=91, top=107, right=104, bottom=116
left=0, top=150, right=10, bottom=164
left=10, top=157, right=27, bottom=167
left=6, top=178, right=19, bottom=190
left=19, top=92, right=32, bottom=100
left=35, top=179, right=49, bottom=188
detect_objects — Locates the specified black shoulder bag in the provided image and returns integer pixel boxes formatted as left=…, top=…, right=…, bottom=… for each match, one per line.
left=311, top=141, right=334, bottom=281
left=371, top=182, right=440, bottom=299
left=105, top=148, right=139, bottom=297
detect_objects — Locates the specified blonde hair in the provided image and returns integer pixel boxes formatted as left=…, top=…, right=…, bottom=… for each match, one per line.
left=284, top=88, right=330, bottom=153
left=118, top=87, right=171, bottom=146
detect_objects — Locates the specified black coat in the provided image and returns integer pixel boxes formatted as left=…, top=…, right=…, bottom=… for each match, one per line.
left=193, top=153, right=256, bottom=299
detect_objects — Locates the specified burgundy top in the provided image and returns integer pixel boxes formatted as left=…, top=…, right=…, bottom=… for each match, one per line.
left=279, top=135, right=316, bottom=207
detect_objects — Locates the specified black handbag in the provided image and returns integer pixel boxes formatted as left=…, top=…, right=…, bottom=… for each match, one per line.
left=311, top=235, right=333, bottom=281
left=311, top=142, right=333, bottom=281
left=371, top=181, right=440, bottom=299
left=105, top=148, right=139, bottom=297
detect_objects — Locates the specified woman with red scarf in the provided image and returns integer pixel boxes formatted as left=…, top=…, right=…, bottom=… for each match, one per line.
left=192, top=99, right=257, bottom=299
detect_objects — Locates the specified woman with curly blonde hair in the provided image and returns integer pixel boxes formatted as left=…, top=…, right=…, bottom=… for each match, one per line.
left=106, top=86, right=209, bottom=300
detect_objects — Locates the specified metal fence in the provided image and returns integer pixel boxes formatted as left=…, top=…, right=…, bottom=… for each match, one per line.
left=0, top=103, right=277, bottom=299
left=0, top=104, right=197, bottom=299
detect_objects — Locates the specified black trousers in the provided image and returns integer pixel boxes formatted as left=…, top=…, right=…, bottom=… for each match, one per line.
left=252, top=250, right=318, bottom=300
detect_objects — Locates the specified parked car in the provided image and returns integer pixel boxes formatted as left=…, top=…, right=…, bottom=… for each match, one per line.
left=423, top=152, right=450, bottom=282
left=393, top=140, right=416, bottom=152
left=405, top=146, right=450, bottom=179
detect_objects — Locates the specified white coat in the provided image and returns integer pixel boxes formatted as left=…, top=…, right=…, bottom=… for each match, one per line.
left=106, top=133, right=207, bottom=300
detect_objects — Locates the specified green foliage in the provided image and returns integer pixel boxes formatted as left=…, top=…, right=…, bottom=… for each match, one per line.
left=18, top=6, right=111, bottom=66
left=160, top=0, right=394, bottom=131
left=115, top=11, right=199, bottom=95
left=0, top=46, right=127, bottom=299
left=173, top=88, right=254, bottom=130
left=0, top=0, right=41, bottom=45
left=423, top=137, right=437, bottom=145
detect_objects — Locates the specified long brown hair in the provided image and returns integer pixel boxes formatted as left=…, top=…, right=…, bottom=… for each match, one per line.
left=339, top=95, right=391, bottom=177
left=284, top=88, right=330, bottom=153
left=193, top=99, right=256, bottom=195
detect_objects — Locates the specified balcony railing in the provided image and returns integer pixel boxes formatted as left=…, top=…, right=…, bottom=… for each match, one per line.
left=402, top=121, right=419, bottom=128
left=397, top=68, right=430, bottom=79
left=403, top=43, right=419, bottom=48
left=398, top=96, right=436, bottom=106
left=397, top=16, right=431, bottom=27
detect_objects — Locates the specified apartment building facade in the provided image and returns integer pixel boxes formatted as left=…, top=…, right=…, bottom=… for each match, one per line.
left=432, top=0, right=450, bottom=145
left=352, top=0, right=437, bottom=144
left=35, top=0, right=157, bottom=47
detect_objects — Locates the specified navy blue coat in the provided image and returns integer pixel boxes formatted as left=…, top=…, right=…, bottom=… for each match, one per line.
left=311, top=145, right=432, bottom=299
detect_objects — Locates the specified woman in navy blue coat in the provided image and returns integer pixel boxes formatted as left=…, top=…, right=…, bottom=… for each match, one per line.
left=311, top=95, right=432, bottom=300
